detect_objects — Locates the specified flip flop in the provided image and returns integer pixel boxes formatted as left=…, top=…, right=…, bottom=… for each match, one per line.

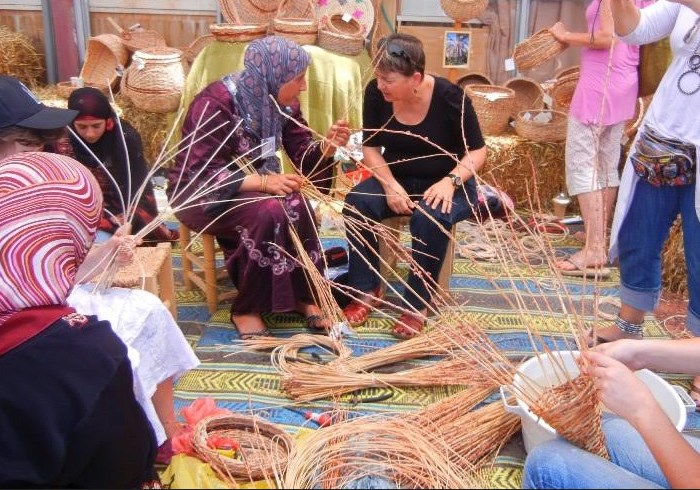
left=558, top=258, right=611, bottom=279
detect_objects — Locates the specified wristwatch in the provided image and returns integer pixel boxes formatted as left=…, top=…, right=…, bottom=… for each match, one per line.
left=446, top=173, right=462, bottom=188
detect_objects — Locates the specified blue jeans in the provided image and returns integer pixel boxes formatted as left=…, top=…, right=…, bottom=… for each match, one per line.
left=343, top=176, right=476, bottom=310
left=523, top=416, right=700, bottom=489
left=617, top=179, right=700, bottom=334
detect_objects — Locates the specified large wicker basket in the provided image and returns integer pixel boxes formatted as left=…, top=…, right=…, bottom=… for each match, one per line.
left=209, top=23, right=268, bottom=43
left=121, top=47, right=185, bottom=113
left=106, top=17, right=166, bottom=53
left=457, top=72, right=493, bottom=90
left=513, top=28, right=567, bottom=72
left=504, top=77, right=545, bottom=118
left=192, top=414, right=295, bottom=484
left=272, top=0, right=317, bottom=45
left=514, top=109, right=568, bottom=143
left=318, top=27, right=365, bottom=56
left=80, top=34, right=129, bottom=89
left=183, top=35, right=216, bottom=63
left=550, top=71, right=579, bottom=112
left=465, top=84, right=515, bottom=135
left=439, top=0, right=489, bottom=22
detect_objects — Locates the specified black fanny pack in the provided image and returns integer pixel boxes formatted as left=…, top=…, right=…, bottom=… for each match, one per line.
left=630, top=127, right=696, bottom=187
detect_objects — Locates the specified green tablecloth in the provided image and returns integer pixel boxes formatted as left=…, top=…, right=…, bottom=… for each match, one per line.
left=176, top=40, right=372, bottom=140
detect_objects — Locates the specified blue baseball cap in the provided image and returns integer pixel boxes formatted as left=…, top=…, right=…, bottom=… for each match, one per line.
left=0, top=75, right=78, bottom=129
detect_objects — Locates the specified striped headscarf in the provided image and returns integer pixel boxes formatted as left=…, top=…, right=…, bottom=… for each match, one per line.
left=232, top=35, right=310, bottom=173
left=0, top=152, right=102, bottom=326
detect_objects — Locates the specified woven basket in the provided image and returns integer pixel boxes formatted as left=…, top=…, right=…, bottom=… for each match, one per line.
left=327, top=14, right=363, bottom=36
left=106, top=17, right=166, bottom=53
left=555, top=65, right=580, bottom=80
left=220, top=0, right=280, bottom=25
left=192, top=414, right=294, bottom=483
left=56, top=81, right=110, bottom=99
left=550, top=71, right=579, bottom=112
left=317, top=0, right=375, bottom=38
left=318, top=28, right=365, bottom=56
left=122, top=47, right=185, bottom=113
left=624, top=95, right=651, bottom=140
left=514, top=109, right=567, bottom=143
left=504, top=77, right=545, bottom=118
left=80, top=34, right=129, bottom=88
left=209, top=23, right=268, bottom=43
left=439, top=0, right=489, bottom=22
left=465, top=84, right=515, bottom=135
left=272, top=0, right=317, bottom=45
left=183, top=35, right=216, bottom=63
left=457, top=72, right=493, bottom=89
left=513, top=28, right=567, bottom=72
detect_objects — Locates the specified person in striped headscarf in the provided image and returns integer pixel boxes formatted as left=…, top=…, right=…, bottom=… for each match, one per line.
left=0, top=151, right=158, bottom=487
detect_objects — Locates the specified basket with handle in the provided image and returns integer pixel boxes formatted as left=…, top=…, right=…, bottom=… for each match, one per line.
left=272, top=0, right=317, bottom=45
left=211, top=1, right=269, bottom=43
left=192, top=413, right=295, bottom=484
left=80, top=34, right=129, bottom=89
left=106, top=16, right=166, bottom=53
left=550, top=71, right=579, bottom=112
left=439, top=0, right=489, bottom=22
left=514, top=109, right=568, bottom=143
left=464, top=84, right=515, bottom=136
left=220, top=0, right=280, bottom=26
left=326, top=14, right=363, bottom=37
left=504, top=77, right=545, bottom=118
left=513, top=27, right=567, bottom=72
left=318, top=18, right=365, bottom=57
left=121, top=47, right=185, bottom=113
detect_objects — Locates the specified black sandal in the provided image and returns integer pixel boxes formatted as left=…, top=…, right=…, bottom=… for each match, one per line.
left=305, top=314, right=329, bottom=331
left=231, top=313, right=272, bottom=340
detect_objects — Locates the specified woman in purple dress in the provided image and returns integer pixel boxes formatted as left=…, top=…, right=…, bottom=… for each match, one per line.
left=168, top=36, right=349, bottom=338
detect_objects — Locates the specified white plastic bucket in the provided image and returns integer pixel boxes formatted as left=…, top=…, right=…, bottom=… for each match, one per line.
left=500, top=350, right=689, bottom=454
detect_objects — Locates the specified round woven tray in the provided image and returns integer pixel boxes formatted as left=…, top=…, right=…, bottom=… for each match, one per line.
left=555, top=65, right=580, bottom=80
left=209, top=23, right=268, bottom=43
left=465, top=84, right=515, bottom=136
left=192, top=414, right=294, bottom=483
left=183, top=35, right=216, bottom=63
left=318, top=28, right=365, bottom=56
left=80, top=34, right=129, bottom=88
left=504, top=77, right=545, bottom=118
left=513, top=27, right=567, bottom=72
left=56, top=81, right=110, bottom=99
left=514, top=109, right=568, bottom=143
left=550, top=71, right=579, bottom=112
left=220, top=0, right=279, bottom=25
left=439, top=0, right=489, bottom=22
left=457, top=71, right=493, bottom=89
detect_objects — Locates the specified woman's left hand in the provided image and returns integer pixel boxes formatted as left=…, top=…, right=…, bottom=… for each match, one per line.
left=322, top=120, right=351, bottom=158
left=423, top=179, right=455, bottom=214
left=549, top=22, right=569, bottom=43
left=110, top=223, right=142, bottom=267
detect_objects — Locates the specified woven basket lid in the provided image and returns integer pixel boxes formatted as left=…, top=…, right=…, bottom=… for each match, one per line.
left=316, top=0, right=374, bottom=39
left=133, top=47, right=183, bottom=62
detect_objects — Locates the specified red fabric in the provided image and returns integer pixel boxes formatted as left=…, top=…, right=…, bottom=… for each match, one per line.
left=0, top=305, right=74, bottom=356
left=171, top=397, right=231, bottom=456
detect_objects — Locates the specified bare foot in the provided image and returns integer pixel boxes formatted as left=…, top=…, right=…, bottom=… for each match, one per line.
left=572, top=230, right=586, bottom=244
left=691, top=375, right=700, bottom=411
left=587, top=324, right=643, bottom=347
left=230, top=312, right=271, bottom=339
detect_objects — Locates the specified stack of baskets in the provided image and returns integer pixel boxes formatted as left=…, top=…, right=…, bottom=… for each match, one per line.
left=79, top=33, right=129, bottom=91
left=272, top=0, right=318, bottom=45
left=439, top=0, right=489, bottom=22
left=465, top=84, right=516, bottom=136
left=504, top=77, right=545, bottom=118
left=211, top=0, right=269, bottom=43
left=514, top=109, right=568, bottom=143
left=121, top=47, right=186, bottom=113
left=550, top=71, right=579, bottom=112
left=513, top=27, right=567, bottom=72
left=318, top=14, right=365, bottom=56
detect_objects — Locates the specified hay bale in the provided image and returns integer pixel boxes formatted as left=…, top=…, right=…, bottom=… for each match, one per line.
left=0, top=26, right=44, bottom=88
left=113, top=93, right=173, bottom=167
left=482, top=131, right=567, bottom=211
left=662, top=218, right=687, bottom=296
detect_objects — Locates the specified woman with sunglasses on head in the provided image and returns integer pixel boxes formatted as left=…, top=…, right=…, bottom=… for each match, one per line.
left=342, top=33, right=486, bottom=339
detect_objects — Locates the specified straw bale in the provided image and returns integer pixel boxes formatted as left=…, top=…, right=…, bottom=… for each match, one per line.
left=0, top=26, right=44, bottom=88
left=662, top=219, right=686, bottom=296
left=481, top=131, right=566, bottom=210
left=113, top=93, right=173, bottom=167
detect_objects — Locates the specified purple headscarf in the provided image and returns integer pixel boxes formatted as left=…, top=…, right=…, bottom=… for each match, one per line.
left=231, top=36, right=310, bottom=172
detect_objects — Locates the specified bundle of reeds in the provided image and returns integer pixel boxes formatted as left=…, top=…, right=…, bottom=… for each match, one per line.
left=0, top=26, right=44, bottom=87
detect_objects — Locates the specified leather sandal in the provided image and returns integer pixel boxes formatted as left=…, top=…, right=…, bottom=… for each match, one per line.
left=231, top=313, right=272, bottom=340
left=391, top=312, right=426, bottom=339
left=343, top=287, right=382, bottom=327
left=305, top=314, right=329, bottom=331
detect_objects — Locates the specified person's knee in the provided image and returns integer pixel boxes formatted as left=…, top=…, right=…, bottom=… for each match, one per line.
left=523, top=441, right=571, bottom=489
left=258, top=198, right=287, bottom=226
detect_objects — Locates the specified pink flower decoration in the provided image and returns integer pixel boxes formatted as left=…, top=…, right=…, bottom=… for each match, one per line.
left=318, top=0, right=329, bottom=6
left=353, top=9, right=364, bottom=19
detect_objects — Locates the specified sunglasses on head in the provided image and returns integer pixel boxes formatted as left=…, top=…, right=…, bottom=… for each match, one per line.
left=380, top=38, right=415, bottom=69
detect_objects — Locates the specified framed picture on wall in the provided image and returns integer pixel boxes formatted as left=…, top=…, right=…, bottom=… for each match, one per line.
left=442, top=30, right=471, bottom=68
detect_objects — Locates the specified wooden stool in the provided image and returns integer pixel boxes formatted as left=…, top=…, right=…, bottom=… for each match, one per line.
left=111, top=242, right=178, bottom=320
left=179, top=223, right=236, bottom=314
left=378, top=216, right=456, bottom=295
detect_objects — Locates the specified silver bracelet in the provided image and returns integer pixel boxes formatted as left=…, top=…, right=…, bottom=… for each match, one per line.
left=614, top=316, right=643, bottom=336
